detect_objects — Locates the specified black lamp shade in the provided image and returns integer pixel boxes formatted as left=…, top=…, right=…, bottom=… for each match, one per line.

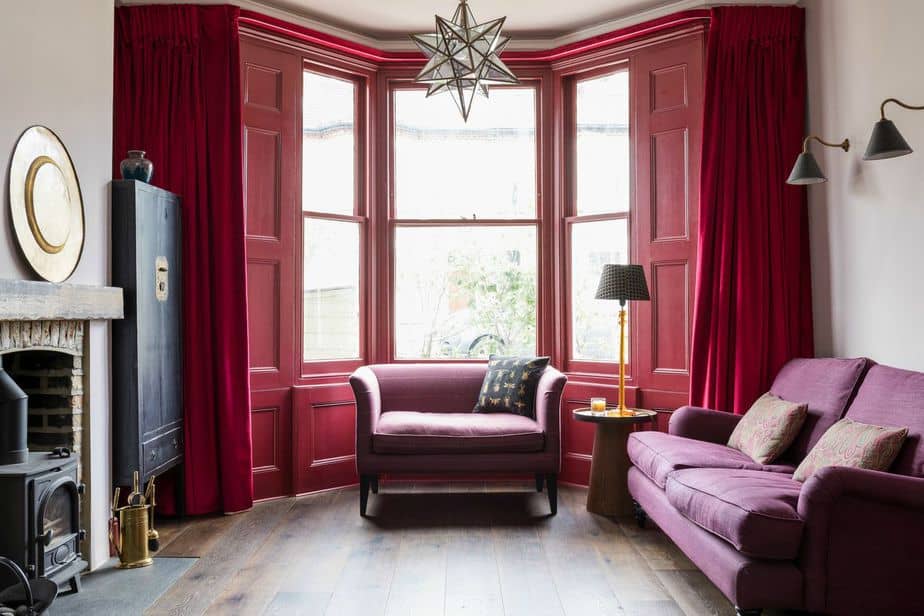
left=786, top=151, right=827, bottom=185
left=863, top=119, right=913, bottom=160
left=595, top=264, right=650, bottom=303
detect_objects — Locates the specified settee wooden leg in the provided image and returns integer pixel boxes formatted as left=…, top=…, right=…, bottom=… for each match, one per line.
left=546, top=473, right=558, bottom=515
left=535, top=474, right=544, bottom=492
left=370, top=475, right=379, bottom=494
left=735, top=608, right=762, bottom=615
left=359, top=475, right=371, bottom=517
left=633, top=500, right=648, bottom=529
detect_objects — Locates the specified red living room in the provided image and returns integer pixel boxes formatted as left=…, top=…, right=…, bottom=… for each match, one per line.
left=0, top=0, right=921, bottom=614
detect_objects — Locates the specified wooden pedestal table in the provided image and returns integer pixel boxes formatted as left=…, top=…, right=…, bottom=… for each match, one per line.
left=573, top=408, right=656, bottom=516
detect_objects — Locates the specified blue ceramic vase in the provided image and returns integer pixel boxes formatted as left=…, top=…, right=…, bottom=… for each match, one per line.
left=120, top=150, right=154, bottom=183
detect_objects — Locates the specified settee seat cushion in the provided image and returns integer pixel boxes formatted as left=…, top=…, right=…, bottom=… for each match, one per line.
left=666, top=468, right=804, bottom=560
left=372, top=411, right=544, bottom=454
left=627, top=431, right=796, bottom=489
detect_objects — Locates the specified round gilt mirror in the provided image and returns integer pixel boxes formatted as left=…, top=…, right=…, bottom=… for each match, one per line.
left=8, top=125, right=85, bottom=283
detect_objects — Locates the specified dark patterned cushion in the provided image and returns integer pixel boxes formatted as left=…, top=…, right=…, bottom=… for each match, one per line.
left=474, top=355, right=550, bottom=418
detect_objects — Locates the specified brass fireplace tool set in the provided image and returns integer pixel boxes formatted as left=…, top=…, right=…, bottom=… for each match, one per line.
left=109, top=472, right=159, bottom=569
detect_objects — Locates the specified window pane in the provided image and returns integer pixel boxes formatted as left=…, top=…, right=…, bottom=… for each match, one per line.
left=394, top=226, right=537, bottom=359
left=303, top=71, right=355, bottom=215
left=576, top=71, right=629, bottom=215
left=394, top=88, right=536, bottom=219
left=304, top=218, right=360, bottom=360
left=571, top=219, right=629, bottom=361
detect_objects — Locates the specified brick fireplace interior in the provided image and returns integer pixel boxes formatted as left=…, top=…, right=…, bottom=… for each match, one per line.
left=2, top=350, right=84, bottom=478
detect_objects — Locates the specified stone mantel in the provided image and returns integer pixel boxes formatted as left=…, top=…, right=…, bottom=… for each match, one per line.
left=0, top=279, right=123, bottom=321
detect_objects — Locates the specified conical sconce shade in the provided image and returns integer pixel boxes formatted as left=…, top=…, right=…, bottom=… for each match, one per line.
left=863, top=119, right=913, bottom=160
left=786, top=151, right=827, bottom=185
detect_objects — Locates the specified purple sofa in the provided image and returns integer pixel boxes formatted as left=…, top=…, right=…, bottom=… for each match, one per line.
left=350, top=363, right=567, bottom=516
left=628, top=357, right=924, bottom=616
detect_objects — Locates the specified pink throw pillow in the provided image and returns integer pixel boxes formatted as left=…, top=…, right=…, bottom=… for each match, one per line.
left=793, top=417, right=908, bottom=482
left=727, top=392, right=807, bottom=464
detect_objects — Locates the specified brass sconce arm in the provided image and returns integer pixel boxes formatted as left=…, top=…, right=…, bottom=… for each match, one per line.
left=802, top=135, right=850, bottom=153
left=879, top=98, right=924, bottom=120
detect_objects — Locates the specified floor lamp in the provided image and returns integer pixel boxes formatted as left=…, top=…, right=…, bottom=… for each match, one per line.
left=594, top=264, right=650, bottom=414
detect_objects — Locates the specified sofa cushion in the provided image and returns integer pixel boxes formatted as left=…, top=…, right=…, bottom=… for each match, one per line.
left=770, top=357, right=869, bottom=462
left=372, top=411, right=544, bottom=454
left=793, top=417, right=908, bottom=482
left=728, top=392, right=807, bottom=464
left=627, top=431, right=796, bottom=489
left=666, top=468, right=804, bottom=560
left=474, top=355, right=550, bottom=418
left=844, top=364, right=924, bottom=477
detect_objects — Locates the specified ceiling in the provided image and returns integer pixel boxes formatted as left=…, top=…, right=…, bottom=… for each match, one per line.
left=118, top=0, right=796, bottom=50
left=252, top=0, right=693, bottom=41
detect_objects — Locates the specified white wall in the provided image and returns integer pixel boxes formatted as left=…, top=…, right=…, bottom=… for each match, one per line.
left=805, top=0, right=924, bottom=371
left=0, top=0, right=114, bottom=568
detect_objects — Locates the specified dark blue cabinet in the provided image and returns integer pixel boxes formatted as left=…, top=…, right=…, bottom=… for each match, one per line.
left=111, top=180, right=183, bottom=490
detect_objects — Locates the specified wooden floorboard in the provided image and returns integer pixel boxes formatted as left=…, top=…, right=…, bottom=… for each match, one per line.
left=144, top=482, right=755, bottom=616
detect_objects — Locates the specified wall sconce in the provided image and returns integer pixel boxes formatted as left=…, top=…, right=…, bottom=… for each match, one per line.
left=863, top=98, right=924, bottom=160
left=786, top=135, right=850, bottom=185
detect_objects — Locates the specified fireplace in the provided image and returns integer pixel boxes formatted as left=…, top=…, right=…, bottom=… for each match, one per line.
left=0, top=279, right=123, bottom=590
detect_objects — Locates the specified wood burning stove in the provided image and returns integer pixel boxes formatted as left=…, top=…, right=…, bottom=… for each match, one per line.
left=0, top=368, right=85, bottom=593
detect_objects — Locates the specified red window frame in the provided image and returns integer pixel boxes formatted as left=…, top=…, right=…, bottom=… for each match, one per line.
left=559, top=60, right=637, bottom=378
left=375, top=67, right=555, bottom=364
left=296, top=57, right=378, bottom=383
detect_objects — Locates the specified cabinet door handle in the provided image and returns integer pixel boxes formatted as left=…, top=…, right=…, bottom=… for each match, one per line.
left=150, top=450, right=157, bottom=461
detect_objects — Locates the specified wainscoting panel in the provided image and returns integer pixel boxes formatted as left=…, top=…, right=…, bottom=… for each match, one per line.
left=250, top=388, right=292, bottom=501
left=294, top=383, right=358, bottom=494
left=244, top=127, right=281, bottom=240
left=246, top=260, right=280, bottom=373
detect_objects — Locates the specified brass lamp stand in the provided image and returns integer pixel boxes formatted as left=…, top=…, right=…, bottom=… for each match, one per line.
left=594, top=264, right=650, bottom=413
left=617, top=303, right=628, bottom=413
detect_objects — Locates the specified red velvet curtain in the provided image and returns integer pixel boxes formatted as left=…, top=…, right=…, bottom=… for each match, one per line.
left=689, top=6, right=814, bottom=414
left=113, top=5, right=253, bottom=513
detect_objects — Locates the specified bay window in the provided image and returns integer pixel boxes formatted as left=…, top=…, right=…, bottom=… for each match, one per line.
left=242, top=23, right=703, bottom=496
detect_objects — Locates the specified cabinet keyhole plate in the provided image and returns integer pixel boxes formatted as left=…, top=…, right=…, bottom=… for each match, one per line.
left=155, top=256, right=169, bottom=302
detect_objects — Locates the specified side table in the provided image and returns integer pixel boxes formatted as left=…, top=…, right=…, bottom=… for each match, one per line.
left=573, top=407, right=656, bottom=516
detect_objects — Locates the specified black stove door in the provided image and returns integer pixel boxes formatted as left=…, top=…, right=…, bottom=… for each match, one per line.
left=33, top=475, right=80, bottom=579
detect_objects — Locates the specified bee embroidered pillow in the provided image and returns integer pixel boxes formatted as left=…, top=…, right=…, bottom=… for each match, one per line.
left=474, top=356, right=550, bottom=418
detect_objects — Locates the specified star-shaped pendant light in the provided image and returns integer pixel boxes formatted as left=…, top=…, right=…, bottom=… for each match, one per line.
left=411, top=0, right=519, bottom=121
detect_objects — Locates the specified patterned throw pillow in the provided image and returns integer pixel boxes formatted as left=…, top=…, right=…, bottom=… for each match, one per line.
left=474, top=355, right=550, bottom=418
left=727, top=392, right=808, bottom=464
left=793, top=418, right=908, bottom=482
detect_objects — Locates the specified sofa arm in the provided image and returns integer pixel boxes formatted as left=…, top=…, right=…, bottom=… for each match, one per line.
left=799, top=465, right=924, bottom=512
left=535, top=367, right=567, bottom=460
left=797, top=466, right=924, bottom=614
left=668, top=405, right=742, bottom=444
left=349, top=366, right=382, bottom=456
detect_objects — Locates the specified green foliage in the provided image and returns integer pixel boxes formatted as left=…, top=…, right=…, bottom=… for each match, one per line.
left=446, top=250, right=536, bottom=358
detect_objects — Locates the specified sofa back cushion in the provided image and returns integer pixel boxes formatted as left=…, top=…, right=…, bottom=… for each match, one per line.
left=370, top=363, right=487, bottom=413
left=845, top=363, right=924, bottom=477
left=770, top=357, right=869, bottom=462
